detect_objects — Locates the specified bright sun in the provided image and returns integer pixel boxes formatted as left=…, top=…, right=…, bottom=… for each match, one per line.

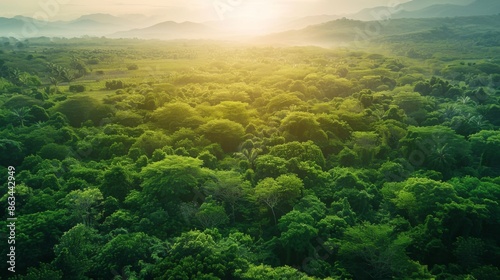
left=222, top=1, right=278, bottom=34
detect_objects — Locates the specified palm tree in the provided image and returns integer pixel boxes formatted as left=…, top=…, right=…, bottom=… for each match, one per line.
left=34, top=121, right=45, bottom=128
left=429, top=143, right=455, bottom=171
left=371, top=109, right=386, bottom=121
left=49, top=77, right=60, bottom=93
left=442, top=104, right=459, bottom=120
left=457, top=95, right=471, bottom=105
left=10, top=107, right=31, bottom=127
left=47, top=62, right=75, bottom=92
left=234, top=147, right=262, bottom=169
left=468, top=115, right=485, bottom=128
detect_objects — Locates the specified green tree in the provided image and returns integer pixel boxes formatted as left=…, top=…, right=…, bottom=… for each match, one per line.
left=352, top=131, right=380, bottom=164
left=10, top=107, right=32, bottom=127
left=254, top=174, right=304, bottom=224
left=281, top=112, right=327, bottom=143
left=38, top=143, right=70, bottom=160
left=278, top=210, right=318, bottom=264
left=4, top=209, right=73, bottom=273
left=12, top=263, right=63, bottom=280
left=53, top=224, right=101, bottom=279
left=400, top=125, right=471, bottom=176
left=266, top=93, right=306, bottom=112
left=469, top=130, right=500, bottom=168
left=70, top=57, right=90, bottom=77
left=382, top=177, right=459, bottom=224
left=237, top=264, right=317, bottom=280
left=153, top=229, right=253, bottom=279
left=330, top=168, right=374, bottom=217
left=254, top=155, right=288, bottom=181
left=131, top=130, right=170, bottom=157
left=255, top=178, right=281, bottom=224
left=95, top=232, right=165, bottom=279
left=46, top=63, right=73, bottom=93
left=65, top=188, right=103, bottom=226
left=317, top=115, right=352, bottom=141
left=100, top=165, right=134, bottom=201
left=54, top=96, right=112, bottom=127
left=293, top=195, right=327, bottom=221
left=318, top=75, right=353, bottom=98
left=152, top=102, right=201, bottom=130
left=204, top=170, right=251, bottom=221
left=0, top=138, right=24, bottom=165
left=140, top=155, right=209, bottom=203
left=337, top=223, right=432, bottom=279
left=393, top=91, right=430, bottom=124
left=269, top=141, right=326, bottom=168
left=195, top=196, right=230, bottom=228
left=199, top=119, right=245, bottom=152
left=215, top=101, right=252, bottom=125
left=29, top=105, right=50, bottom=122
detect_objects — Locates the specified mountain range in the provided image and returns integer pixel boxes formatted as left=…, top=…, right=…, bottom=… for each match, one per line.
left=392, top=0, right=500, bottom=19
left=259, top=14, right=500, bottom=47
left=0, top=0, right=499, bottom=41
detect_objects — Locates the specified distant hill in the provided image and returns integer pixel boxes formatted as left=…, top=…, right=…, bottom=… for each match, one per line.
left=0, top=13, right=166, bottom=38
left=0, top=17, right=67, bottom=37
left=76, top=13, right=132, bottom=26
left=259, top=15, right=500, bottom=47
left=76, top=13, right=162, bottom=28
left=398, top=0, right=474, bottom=12
left=350, top=0, right=499, bottom=21
left=110, top=21, right=217, bottom=40
left=272, top=15, right=343, bottom=32
left=393, top=0, right=500, bottom=18
left=0, top=17, right=26, bottom=31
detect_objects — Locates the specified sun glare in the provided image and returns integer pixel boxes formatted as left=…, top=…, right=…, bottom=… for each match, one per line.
left=224, top=1, right=278, bottom=35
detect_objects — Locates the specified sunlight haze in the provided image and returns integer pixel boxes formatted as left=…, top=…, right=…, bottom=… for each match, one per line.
left=0, top=0, right=411, bottom=21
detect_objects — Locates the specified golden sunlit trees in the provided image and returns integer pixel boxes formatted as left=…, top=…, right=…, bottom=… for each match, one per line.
left=152, top=102, right=202, bottom=131
left=199, top=119, right=245, bottom=152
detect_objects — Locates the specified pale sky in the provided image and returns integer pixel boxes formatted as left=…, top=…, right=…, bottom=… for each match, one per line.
left=0, top=0, right=411, bottom=22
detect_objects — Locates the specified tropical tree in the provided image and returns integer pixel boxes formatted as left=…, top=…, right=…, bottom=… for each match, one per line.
left=152, top=229, right=253, bottom=279
left=100, top=166, right=134, bottom=201
left=199, top=119, right=245, bottom=152
left=238, top=264, right=317, bottom=280
left=195, top=196, right=229, bottom=228
left=469, top=130, right=500, bottom=168
left=254, top=174, right=304, bottom=224
left=65, top=188, right=103, bottom=226
left=269, top=141, right=326, bottom=168
left=203, top=170, right=251, bottom=221
left=95, top=232, right=165, bottom=279
left=382, top=177, right=459, bottom=224
left=281, top=112, right=327, bottom=143
left=337, top=223, right=432, bottom=279
left=140, top=155, right=210, bottom=203
left=254, top=178, right=281, bottom=224
left=53, top=224, right=101, bottom=279
left=10, top=107, right=32, bottom=126
left=46, top=63, right=74, bottom=92
left=151, top=102, right=201, bottom=131
left=278, top=210, right=318, bottom=264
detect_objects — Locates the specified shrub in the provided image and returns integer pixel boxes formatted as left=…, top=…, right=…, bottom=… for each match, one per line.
left=105, top=80, right=124, bottom=90
left=69, top=85, right=86, bottom=93
left=127, top=64, right=139, bottom=70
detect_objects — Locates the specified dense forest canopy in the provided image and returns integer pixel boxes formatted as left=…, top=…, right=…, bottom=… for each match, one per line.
left=0, top=21, right=499, bottom=280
